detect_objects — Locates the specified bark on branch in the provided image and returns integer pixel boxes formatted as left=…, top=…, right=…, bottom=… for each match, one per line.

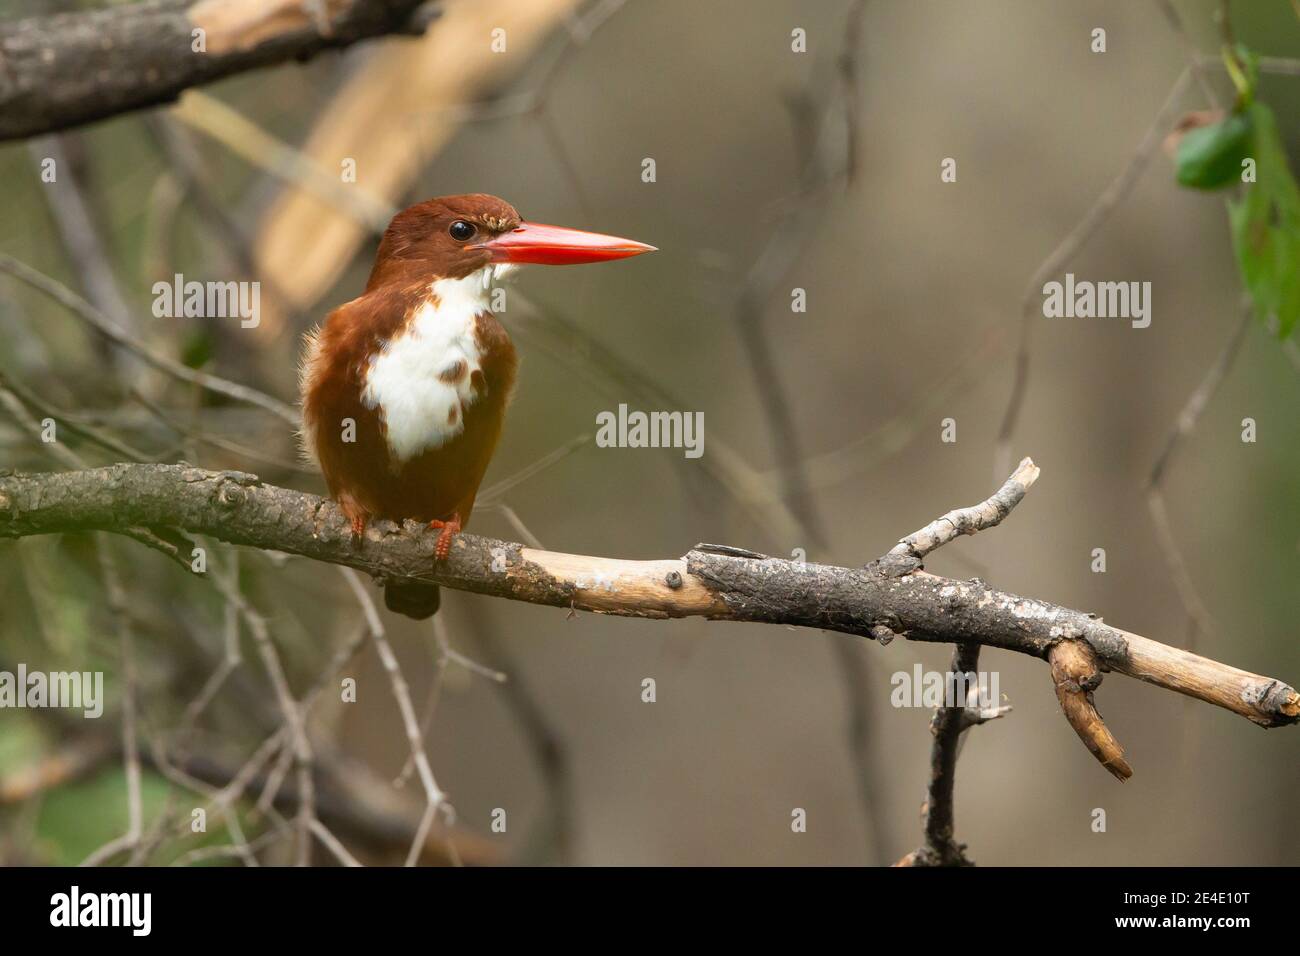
left=0, top=0, right=432, bottom=142
left=0, top=462, right=1296, bottom=740
left=882, top=457, right=1040, bottom=575
left=898, top=643, right=982, bottom=867
left=1049, top=640, right=1133, bottom=781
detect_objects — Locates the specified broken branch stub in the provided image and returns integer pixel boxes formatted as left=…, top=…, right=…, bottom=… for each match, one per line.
left=1049, top=639, right=1134, bottom=781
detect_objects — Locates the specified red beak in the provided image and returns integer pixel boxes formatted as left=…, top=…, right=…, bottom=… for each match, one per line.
left=482, top=222, right=656, bottom=265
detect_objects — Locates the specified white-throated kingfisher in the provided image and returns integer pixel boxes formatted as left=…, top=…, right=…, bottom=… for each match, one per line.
left=299, top=194, right=654, bottom=618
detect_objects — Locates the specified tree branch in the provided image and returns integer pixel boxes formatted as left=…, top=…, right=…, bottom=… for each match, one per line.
left=0, top=462, right=1295, bottom=740
left=0, top=0, right=433, bottom=142
left=894, top=640, right=1014, bottom=867
left=903, top=642, right=982, bottom=867
left=882, top=457, right=1039, bottom=575
left=1049, top=639, right=1133, bottom=781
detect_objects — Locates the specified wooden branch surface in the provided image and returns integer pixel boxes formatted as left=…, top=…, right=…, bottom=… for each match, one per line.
left=883, top=457, right=1040, bottom=574
left=916, top=643, right=980, bottom=867
left=0, top=0, right=429, bottom=141
left=1049, top=640, right=1133, bottom=781
left=0, top=463, right=1295, bottom=732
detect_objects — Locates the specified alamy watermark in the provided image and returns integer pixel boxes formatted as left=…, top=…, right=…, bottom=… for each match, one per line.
left=152, top=274, right=261, bottom=329
left=50, top=886, right=150, bottom=936
left=890, top=663, right=999, bottom=709
left=595, top=403, right=704, bottom=459
left=0, top=664, right=103, bottom=718
left=1042, top=273, right=1151, bottom=329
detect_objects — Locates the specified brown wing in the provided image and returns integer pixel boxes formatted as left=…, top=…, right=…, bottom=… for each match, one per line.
left=300, top=292, right=396, bottom=522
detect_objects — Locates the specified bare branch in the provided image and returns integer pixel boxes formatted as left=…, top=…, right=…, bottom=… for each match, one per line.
left=27, top=136, right=140, bottom=347
left=78, top=540, right=146, bottom=868
left=994, top=67, right=1196, bottom=479
left=0, top=252, right=297, bottom=425
left=0, top=462, right=1294, bottom=735
left=0, top=0, right=432, bottom=142
left=171, top=91, right=394, bottom=232
left=339, top=567, right=454, bottom=867
left=898, top=643, right=983, bottom=867
left=1049, top=639, right=1133, bottom=781
left=882, top=457, right=1039, bottom=575
left=1146, top=305, right=1253, bottom=642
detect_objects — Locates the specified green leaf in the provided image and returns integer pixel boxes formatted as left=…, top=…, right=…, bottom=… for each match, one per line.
left=1176, top=111, right=1255, bottom=191
left=1228, top=102, right=1300, bottom=339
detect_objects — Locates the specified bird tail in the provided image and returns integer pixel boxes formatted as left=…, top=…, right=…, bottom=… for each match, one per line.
left=384, top=580, right=441, bottom=619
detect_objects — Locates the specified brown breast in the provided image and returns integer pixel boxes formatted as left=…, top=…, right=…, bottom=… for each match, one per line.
left=300, top=281, right=518, bottom=526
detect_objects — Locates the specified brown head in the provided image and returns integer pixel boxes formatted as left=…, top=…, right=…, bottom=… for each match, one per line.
left=366, top=193, right=655, bottom=289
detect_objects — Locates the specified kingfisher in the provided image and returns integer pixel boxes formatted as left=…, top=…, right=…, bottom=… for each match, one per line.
left=300, top=194, right=654, bottom=618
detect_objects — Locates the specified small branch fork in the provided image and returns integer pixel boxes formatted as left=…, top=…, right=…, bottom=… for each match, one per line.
left=881, top=457, right=1040, bottom=576
left=0, top=458, right=1296, bottom=861
left=885, top=464, right=1130, bottom=863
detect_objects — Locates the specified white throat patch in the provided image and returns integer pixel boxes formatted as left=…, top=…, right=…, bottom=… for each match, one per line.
left=361, top=266, right=510, bottom=462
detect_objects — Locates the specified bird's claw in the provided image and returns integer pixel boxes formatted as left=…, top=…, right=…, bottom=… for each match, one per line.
left=428, top=517, right=462, bottom=561
left=339, top=496, right=369, bottom=546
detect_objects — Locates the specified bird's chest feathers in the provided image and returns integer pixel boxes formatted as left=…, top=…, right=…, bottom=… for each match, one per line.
left=361, top=271, right=498, bottom=463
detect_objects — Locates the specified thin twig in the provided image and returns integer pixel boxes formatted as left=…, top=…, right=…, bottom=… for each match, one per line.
left=310, top=819, right=364, bottom=868
left=339, top=567, right=455, bottom=867
left=27, top=135, right=140, bottom=349
left=204, top=557, right=316, bottom=866
left=1145, top=304, right=1253, bottom=643
left=0, top=252, right=298, bottom=425
left=0, top=381, right=149, bottom=866
left=993, top=67, right=1195, bottom=480
left=898, top=643, right=981, bottom=867
left=882, top=457, right=1040, bottom=575
left=79, top=540, right=145, bottom=867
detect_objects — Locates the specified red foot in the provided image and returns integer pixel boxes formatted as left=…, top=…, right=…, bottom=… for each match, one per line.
left=339, top=495, right=369, bottom=544
left=428, top=516, right=462, bottom=561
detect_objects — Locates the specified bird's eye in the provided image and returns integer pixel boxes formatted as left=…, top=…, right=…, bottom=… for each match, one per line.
left=448, top=220, right=477, bottom=242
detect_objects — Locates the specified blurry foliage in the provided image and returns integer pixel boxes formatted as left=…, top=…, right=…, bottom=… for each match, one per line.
left=1174, top=44, right=1300, bottom=339
left=1175, top=110, right=1253, bottom=189
left=1228, top=99, right=1300, bottom=340
left=0, top=715, right=45, bottom=780
left=33, top=770, right=170, bottom=866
